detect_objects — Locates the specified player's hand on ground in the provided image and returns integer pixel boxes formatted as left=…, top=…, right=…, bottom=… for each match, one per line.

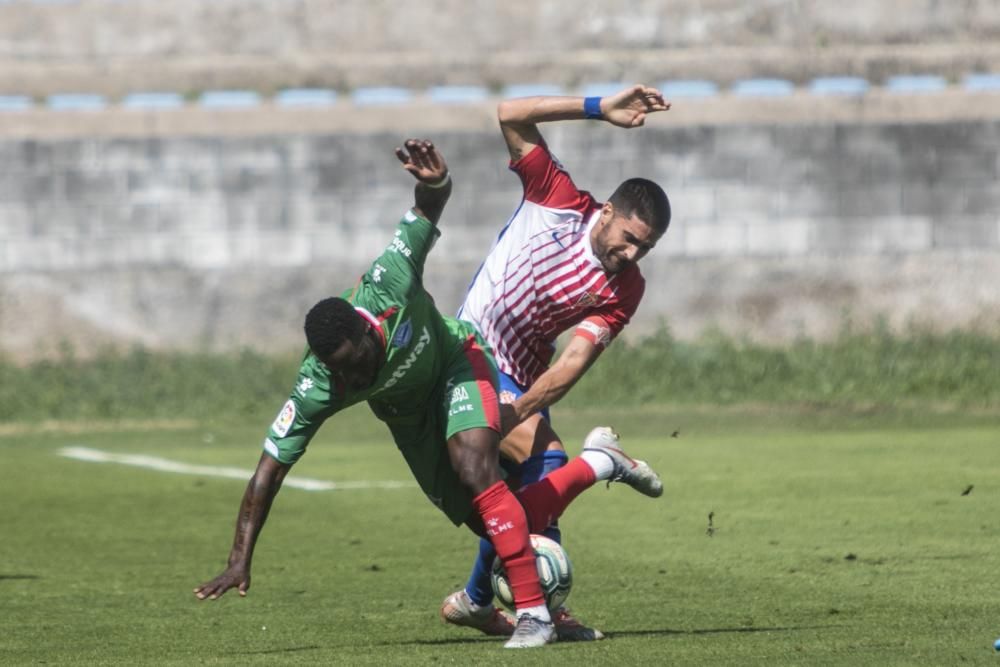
left=194, top=564, right=250, bottom=600
left=602, top=85, right=670, bottom=128
left=395, top=139, right=449, bottom=185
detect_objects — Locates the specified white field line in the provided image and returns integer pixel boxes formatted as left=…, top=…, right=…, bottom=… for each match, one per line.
left=58, top=446, right=414, bottom=492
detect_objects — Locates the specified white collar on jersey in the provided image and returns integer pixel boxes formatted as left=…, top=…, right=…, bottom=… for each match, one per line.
left=581, top=208, right=605, bottom=270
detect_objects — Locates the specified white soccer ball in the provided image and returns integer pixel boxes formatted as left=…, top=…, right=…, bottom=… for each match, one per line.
left=491, top=534, right=573, bottom=612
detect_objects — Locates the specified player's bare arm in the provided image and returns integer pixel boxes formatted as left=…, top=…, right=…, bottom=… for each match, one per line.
left=394, top=138, right=452, bottom=224
left=194, top=452, right=289, bottom=600
left=499, top=335, right=602, bottom=439
left=497, top=84, right=670, bottom=161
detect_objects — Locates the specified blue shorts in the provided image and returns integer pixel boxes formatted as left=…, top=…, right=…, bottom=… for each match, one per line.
left=497, top=371, right=559, bottom=480
left=497, top=371, right=551, bottom=424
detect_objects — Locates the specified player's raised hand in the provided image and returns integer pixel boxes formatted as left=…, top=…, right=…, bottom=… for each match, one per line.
left=395, top=139, right=449, bottom=185
left=194, top=564, right=250, bottom=600
left=601, top=85, right=671, bottom=128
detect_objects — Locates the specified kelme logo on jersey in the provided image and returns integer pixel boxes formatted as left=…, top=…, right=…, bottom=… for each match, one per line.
left=271, top=400, right=296, bottom=437
left=381, top=326, right=431, bottom=390
left=296, top=377, right=314, bottom=397
left=392, top=318, right=413, bottom=348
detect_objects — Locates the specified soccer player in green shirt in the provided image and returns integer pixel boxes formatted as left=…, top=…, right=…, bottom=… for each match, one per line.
left=193, top=139, right=663, bottom=649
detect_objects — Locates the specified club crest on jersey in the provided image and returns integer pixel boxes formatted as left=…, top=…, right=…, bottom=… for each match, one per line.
left=392, top=318, right=413, bottom=348
left=272, top=400, right=296, bottom=437
left=576, top=291, right=600, bottom=308
left=499, top=390, right=518, bottom=405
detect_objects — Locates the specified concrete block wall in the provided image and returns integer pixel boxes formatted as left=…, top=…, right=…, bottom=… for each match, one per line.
left=3, top=1, right=1000, bottom=98
left=1, top=117, right=999, bottom=359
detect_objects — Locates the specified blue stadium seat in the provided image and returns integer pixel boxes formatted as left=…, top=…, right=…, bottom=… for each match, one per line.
left=274, top=88, right=338, bottom=107
left=122, top=92, right=185, bottom=110
left=885, top=75, right=947, bottom=93
left=199, top=90, right=262, bottom=109
left=658, top=80, right=719, bottom=98
left=963, top=73, right=1000, bottom=92
left=351, top=87, right=413, bottom=106
left=808, top=77, right=870, bottom=96
left=501, top=84, right=566, bottom=98
left=731, top=78, right=795, bottom=97
left=47, top=93, right=107, bottom=111
left=0, top=95, right=32, bottom=112
left=426, top=85, right=490, bottom=104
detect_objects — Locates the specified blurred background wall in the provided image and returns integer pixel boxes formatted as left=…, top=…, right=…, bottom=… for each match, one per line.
left=0, top=0, right=998, bottom=360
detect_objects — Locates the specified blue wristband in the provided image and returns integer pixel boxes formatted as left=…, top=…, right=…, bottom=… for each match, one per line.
left=584, top=96, right=603, bottom=119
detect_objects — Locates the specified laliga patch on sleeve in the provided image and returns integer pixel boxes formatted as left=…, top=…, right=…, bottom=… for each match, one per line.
left=403, top=210, right=418, bottom=224
left=578, top=319, right=612, bottom=347
left=271, top=400, right=296, bottom=437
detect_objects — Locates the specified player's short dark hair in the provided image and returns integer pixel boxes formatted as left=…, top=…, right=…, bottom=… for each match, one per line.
left=608, top=178, right=671, bottom=234
left=304, top=297, right=364, bottom=358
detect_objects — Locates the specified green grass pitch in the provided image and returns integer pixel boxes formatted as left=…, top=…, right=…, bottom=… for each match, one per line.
left=1, top=405, right=998, bottom=665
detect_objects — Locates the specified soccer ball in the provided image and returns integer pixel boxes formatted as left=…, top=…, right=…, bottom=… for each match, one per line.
left=491, top=534, right=573, bottom=612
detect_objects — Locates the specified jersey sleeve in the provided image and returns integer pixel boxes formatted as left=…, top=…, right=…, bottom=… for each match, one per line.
left=360, top=210, right=441, bottom=302
left=510, top=141, right=593, bottom=212
left=262, top=365, right=342, bottom=466
left=573, top=270, right=646, bottom=349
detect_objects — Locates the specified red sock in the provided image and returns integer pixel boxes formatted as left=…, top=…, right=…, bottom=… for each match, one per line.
left=473, top=481, right=545, bottom=609
left=515, top=457, right=597, bottom=532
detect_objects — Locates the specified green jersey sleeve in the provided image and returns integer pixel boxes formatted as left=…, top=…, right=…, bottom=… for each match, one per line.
left=263, top=357, right=342, bottom=465
left=361, top=210, right=441, bottom=302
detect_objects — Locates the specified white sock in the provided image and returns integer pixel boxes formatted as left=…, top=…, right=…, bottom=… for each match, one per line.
left=464, top=591, right=486, bottom=613
left=580, top=450, right=615, bottom=480
left=516, top=604, right=551, bottom=623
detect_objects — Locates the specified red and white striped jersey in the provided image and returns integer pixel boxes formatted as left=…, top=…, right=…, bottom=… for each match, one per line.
left=458, top=142, right=645, bottom=387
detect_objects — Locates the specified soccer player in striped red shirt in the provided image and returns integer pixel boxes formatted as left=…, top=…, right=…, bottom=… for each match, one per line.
left=442, top=85, right=672, bottom=640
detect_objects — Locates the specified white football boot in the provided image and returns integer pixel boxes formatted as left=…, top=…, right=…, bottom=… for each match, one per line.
left=503, top=613, right=557, bottom=649
left=440, top=590, right=515, bottom=636
left=583, top=426, right=664, bottom=498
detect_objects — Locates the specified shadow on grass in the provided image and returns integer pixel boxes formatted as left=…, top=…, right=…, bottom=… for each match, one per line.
left=236, top=645, right=323, bottom=656
left=0, top=574, right=40, bottom=581
left=606, top=625, right=835, bottom=639
left=388, top=635, right=506, bottom=647
left=391, top=625, right=834, bottom=647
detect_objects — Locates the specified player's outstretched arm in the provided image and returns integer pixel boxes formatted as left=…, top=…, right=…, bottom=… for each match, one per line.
left=500, top=335, right=602, bottom=436
left=497, top=84, right=670, bottom=161
left=394, top=138, right=452, bottom=225
left=194, top=452, right=289, bottom=600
